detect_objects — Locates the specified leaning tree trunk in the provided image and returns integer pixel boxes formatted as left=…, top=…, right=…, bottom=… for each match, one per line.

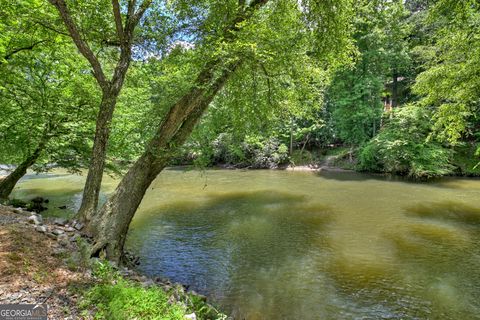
left=88, top=61, right=240, bottom=262
left=85, top=0, right=268, bottom=262
left=77, top=94, right=118, bottom=223
left=0, top=142, right=45, bottom=200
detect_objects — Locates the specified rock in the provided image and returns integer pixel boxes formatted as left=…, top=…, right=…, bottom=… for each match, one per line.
left=9, top=292, right=22, bottom=301
left=73, top=222, right=84, bottom=231
left=189, top=291, right=207, bottom=302
left=35, top=226, right=47, bottom=233
left=28, top=215, right=41, bottom=225
left=57, top=234, right=69, bottom=247
left=46, top=233, right=57, bottom=239
left=141, top=279, right=155, bottom=287
left=52, top=229, right=64, bottom=236
left=69, top=234, right=81, bottom=242
left=52, top=247, right=67, bottom=256
left=185, top=313, right=197, bottom=320
left=64, top=226, right=75, bottom=232
left=13, top=208, right=23, bottom=214
left=54, top=217, right=67, bottom=226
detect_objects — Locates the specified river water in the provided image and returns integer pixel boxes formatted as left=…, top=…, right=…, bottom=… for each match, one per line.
left=12, top=169, right=480, bottom=319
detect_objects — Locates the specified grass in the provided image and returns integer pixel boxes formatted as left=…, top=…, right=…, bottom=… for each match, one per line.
left=79, top=261, right=227, bottom=320
left=79, top=262, right=186, bottom=320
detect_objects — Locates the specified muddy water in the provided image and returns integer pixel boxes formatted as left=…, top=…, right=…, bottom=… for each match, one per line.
left=12, top=169, right=480, bottom=319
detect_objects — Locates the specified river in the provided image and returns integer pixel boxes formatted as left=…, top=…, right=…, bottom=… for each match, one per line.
left=11, top=169, right=480, bottom=319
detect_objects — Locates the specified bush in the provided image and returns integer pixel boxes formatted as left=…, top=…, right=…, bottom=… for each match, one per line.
left=242, top=136, right=289, bottom=169
left=358, top=105, right=454, bottom=178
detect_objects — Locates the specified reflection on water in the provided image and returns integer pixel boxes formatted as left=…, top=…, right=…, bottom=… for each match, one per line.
left=12, top=169, right=480, bottom=319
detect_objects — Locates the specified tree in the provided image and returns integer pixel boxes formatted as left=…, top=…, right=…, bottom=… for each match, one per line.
left=326, top=1, right=390, bottom=147
left=0, top=44, right=97, bottom=199
left=47, top=0, right=153, bottom=223
left=413, top=0, right=480, bottom=145
left=83, top=0, right=354, bottom=262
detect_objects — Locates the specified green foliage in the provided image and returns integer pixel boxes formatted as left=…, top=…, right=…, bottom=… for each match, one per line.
left=451, top=143, right=480, bottom=177
left=326, top=0, right=412, bottom=146
left=81, top=261, right=226, bottom=320
left=0, top=35, right=97, bottom=172
left=359, top=105, right=454, bottom=178
left=179, top=132, right=289, bottom=169
left=413, top=0, right=480, bottom=144
left=81, top=262, right=186, bottom=320
left=81, top=279, right=186, bottom=320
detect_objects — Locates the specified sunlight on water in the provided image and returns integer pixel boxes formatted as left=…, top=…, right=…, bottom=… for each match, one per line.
left=12, top=169, right=480, bottom=319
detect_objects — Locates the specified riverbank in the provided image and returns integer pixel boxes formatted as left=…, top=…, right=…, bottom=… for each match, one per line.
left=0, top=205, right=226, bottom=320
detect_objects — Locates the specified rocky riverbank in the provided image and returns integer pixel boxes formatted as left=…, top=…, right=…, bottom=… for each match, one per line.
left=0, top=205, right=226, bottom=320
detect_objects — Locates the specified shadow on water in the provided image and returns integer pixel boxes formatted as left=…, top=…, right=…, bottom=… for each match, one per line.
left=404, top=201, right=480, bottom=226
left=126, top=190, right=333, bottom=319
left=316, top=170, right=417, bottom=183
left=316, top=170, right=479, bottom=190
left=322, top=200, right=480, bottom=319
left=383, top=201, right=480, bottom=318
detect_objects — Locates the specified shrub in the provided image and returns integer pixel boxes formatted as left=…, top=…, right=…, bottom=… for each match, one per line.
left=358, top=105, right=454, bottom=178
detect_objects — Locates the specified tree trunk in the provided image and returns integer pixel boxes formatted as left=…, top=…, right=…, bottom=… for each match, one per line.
left=49, top=0, right=144, bottom=224
left=77, top=94, right=118, bottom=223
left=84, top=0, right=268, bottom=262
left=391, top=71, right=398, bottom=108
left=88, top=60, right=240, bottom=262
left=0, top=143, right=45, bottom=200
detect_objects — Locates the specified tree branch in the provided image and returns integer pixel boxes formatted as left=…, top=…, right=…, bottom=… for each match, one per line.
left=34, top=20, right=70, bottom=36
left=3, top=40, right=48, bottom=61
left=112, top=0, right=125, bottom=42
left=48, top=0, right=108, bottom=90
left=110, top=0, right=152, bottom=94
left=130, top=0, right=152, bottom=30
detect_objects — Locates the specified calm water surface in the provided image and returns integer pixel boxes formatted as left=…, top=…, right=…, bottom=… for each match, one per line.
left=12, top=169, right=480, bottom=319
